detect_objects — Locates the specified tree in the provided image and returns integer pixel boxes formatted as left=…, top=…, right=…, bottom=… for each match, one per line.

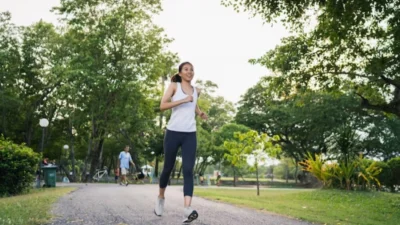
left=361, top=116, right=400, bottom=161
left=0, top=13, right=67, bottom=149
left=146, top=128, right=164, bottom=178
left=195, top=79, right=236, bottom=131
left=222, top=0, right=400, bottom=117
left=224, top=130, right=281, bottom=195
left=0, top=12, right=20, bottom=140
left=236, top=80, right=364, bottom=162
left=188, top=80, right=236, bottom=176
left=54, top=0, right=172, bottom=176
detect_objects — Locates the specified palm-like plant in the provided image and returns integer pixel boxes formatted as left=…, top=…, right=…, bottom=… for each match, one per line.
left=334, top=161, right=356, bottom=190
left=300, top=153, right=335, bottom=188
left=357, top=158, right=382, bottom=190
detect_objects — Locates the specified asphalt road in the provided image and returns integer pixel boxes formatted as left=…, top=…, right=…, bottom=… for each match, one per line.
left=49, top=183, right=313, bottom=225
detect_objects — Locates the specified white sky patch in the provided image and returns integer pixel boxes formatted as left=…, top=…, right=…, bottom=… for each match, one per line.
left=1, top=0, right=291, bottom=104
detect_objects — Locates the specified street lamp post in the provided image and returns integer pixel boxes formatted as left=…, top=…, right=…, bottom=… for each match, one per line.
left=36, top=118, right=49, bottom=188
left=63, top=144, right=69, bottom=160
left=70, top=128, right=76, bottom=181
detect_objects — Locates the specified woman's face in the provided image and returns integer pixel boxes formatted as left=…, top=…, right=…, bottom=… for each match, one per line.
left=179, top=64, right=194, bottom=82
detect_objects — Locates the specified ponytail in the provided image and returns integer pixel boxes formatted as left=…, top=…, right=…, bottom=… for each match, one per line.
left=171, top=74, right=182, bottom=83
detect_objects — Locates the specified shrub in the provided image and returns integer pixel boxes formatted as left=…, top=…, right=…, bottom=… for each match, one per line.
left=299, top=153, right=336, bottom=188
left=0, top=137, right=40, bottom=196
left=374, top=161, right=391, bottom=187
left=334, top=161, right=356, bottom=190
left=301, top=153, right=383, bottom=191
left=388, top=157, right=400, bottom=192
left=356, top=160, right=382, bottom=190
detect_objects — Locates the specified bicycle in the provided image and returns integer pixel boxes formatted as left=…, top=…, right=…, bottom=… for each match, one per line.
left=92, top=166, right=109, bottom=183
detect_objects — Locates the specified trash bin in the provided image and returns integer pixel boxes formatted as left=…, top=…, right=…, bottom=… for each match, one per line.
left=42, top=165, right=58, bottom=187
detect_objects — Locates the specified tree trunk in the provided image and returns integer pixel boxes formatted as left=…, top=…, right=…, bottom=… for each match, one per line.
left=69, top=122, right=76, bottom=182
left=256, top=161, right=260, bottom=196
left=155, top=75, right=166, bottom=179
left=89, top=137, right=105, bottom=176
left=98, top=141, right=104, bottom=168
left=107, top=156, right=113, bottom=174
left=286, top=164, right=289, bottom=184
left=60, top=164, right=74, bottom=182
left=294, top=163, right=299, bottom=184
left=233, top=166, right=236, bottom=187
left=1, top=88, right=6, bottom=137
left=270, top=166, right=274, bottom=182
left=155, top=156, right=159, bottom=177
left=194, top=158, right=200, bottom=174
left=24, top=116, right=33, bottom=146
left=83, top=132, right=92, bottom=182
left=169, top=162, right=176, bottom=185
left=176, top=164, right=183, bottom=184
left=129, top=140, right=139, bottom=170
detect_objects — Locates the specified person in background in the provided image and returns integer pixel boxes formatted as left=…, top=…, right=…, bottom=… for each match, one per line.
left=199, top=173, right=204, bottom=186
left=216, top=172, right=221, bottom=187
left=42, top=158, right=49, bottom=166
left=118, top=145, right=135, bottom=186
left=114, top=167, right=120, bottom=184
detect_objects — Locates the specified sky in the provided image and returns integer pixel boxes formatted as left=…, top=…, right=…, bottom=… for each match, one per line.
left=1, top=0, right=290, bottom=104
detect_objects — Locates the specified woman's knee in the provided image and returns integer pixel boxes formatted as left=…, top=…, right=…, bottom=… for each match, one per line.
left=161, top=166, right=174, bottom=176
left=182, top=167, right=193, bottom=177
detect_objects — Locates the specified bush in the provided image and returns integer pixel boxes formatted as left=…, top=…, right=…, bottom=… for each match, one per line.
left=388, top=157, right=400, bottom=191
left=374, top=161, right=391, bottom=186
left=300, top=153, right=384, bottom=190
left=0, top=137, right=40, bottom=196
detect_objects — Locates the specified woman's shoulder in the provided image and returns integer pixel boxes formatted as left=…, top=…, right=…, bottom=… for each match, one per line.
left=169, top=82, right=178, bottom=89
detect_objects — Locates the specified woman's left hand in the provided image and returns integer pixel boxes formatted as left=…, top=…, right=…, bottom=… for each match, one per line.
left=198, top=112, right=208, bottom=120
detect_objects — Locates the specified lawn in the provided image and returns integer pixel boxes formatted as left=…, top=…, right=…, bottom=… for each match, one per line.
left=194, top=188, right=400, bottom=225
left=217, top=177, right=295, bottom=183
left=0, top=187, right=76, bottom=225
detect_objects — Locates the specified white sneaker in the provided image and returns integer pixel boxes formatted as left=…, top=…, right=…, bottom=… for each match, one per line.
left=182, top=207, right=198, bottom=223
left=154, top=197, right=165, bottom=216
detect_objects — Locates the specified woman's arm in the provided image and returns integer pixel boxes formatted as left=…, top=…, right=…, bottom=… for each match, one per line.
left=195, top=87, right=208, bottom=120
left=195, top=104, right=204, bottom=116
left=160, top=83, right=192, bottom=111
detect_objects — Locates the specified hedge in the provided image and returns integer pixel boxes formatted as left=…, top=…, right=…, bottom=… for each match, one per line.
left=0, top=137, right=40, bottom=196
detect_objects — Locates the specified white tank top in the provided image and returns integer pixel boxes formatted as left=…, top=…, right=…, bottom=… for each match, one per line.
left=166, top=82, right=198, bottom=132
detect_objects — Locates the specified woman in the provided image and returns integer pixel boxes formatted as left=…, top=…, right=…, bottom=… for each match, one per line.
left=154, top=62, right=207, bottom=223
left=114, top=167, right=120, bottom=184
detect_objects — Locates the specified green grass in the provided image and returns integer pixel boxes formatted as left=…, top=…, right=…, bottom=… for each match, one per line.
left=217, top=177, right=295, bottom=183
left=0, top=187, right=76, bottom=225
left=194, top=188, right=400, bottom=225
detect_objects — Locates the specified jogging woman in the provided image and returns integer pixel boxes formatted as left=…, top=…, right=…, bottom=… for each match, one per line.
left=154, top=62, right=207, bottom=223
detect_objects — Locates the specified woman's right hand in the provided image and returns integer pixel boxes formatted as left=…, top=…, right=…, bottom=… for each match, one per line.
left=183, top=95, right=193, bottom=103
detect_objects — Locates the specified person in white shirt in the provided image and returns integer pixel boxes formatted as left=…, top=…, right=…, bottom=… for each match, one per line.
left=118, top=145, right=135, bottom=186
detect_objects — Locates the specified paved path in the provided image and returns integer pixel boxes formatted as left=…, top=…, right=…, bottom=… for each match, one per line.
left=49, top=183, right=312, bottom=225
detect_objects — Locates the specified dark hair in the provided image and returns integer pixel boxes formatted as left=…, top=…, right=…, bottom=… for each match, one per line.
left=171, top=62, right=192, bottom=83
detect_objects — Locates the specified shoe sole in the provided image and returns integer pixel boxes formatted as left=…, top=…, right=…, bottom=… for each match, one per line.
left=183, top=210, right=198, bottom=224
left=154, top=209, right=162, bottom=217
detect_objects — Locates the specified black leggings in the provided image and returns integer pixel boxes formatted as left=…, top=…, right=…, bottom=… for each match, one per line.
left=159, top=129, right=197, bottom=197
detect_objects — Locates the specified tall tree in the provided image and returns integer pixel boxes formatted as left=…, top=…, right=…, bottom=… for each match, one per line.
left=234, top=78, right=396, bottom=168
left=54, top=0, right=173, bottom=175
left=222, top=0, right=400, bottom=117
left=0, top=12, right=20, bottom=140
